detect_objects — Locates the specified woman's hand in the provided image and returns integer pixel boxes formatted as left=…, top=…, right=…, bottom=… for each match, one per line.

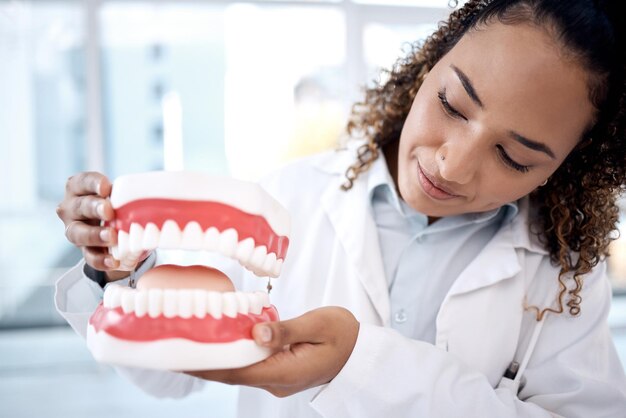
left=186, top=306, right=360, bottom=398
left=56, top=172, right=129, bottom=281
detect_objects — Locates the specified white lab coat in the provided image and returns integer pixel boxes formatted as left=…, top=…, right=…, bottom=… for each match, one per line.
left=56, top=145, right=626, bottom=417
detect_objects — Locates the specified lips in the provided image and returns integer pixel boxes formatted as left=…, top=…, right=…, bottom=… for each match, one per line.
left=417, top=161, right=462, bottom=200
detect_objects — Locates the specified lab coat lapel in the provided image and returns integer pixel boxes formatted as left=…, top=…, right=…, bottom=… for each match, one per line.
left=321, top=175, right=391, bottom=326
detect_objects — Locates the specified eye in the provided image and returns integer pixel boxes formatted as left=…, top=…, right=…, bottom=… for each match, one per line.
left=496, top=145, right=530, bottom=173
left=437, top=89, right=467, bottom=121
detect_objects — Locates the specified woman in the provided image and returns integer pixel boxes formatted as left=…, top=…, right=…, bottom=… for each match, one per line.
left=56, top=0, right=626, bottom=416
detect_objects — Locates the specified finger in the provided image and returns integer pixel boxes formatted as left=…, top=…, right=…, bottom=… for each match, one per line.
left=82, top=247, right=120, bottom=271
left=69, top=195, right=114, bottom=222
left=67, top=172, right=112, bottom=198
left=66, top=222, right=117, bottom=247
left=252, top=308, right=330, bottom=350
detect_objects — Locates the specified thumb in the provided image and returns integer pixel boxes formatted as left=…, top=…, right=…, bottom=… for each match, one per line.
left=252, top=309, right=327, bottom=349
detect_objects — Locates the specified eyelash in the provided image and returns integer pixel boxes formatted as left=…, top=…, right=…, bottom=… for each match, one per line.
left=436, top=89, right=530, bottom=174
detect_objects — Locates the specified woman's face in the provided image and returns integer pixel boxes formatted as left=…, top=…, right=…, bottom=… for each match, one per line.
left=397, top=21, right=596, bottom=217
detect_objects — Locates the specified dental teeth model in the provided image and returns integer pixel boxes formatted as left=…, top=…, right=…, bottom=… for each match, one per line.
left=86, top=172, right=290, bottom=370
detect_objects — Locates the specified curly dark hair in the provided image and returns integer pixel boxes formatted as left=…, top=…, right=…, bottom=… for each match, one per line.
left=342, top=0, right=626, bottom=319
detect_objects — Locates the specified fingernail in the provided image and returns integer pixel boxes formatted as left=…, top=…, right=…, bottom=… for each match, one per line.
left=96, top=203, right=105, bottom=219
left=100, top=229, right=110, bottom=243
left=104, top=257, right=118, bottom=268
left=257, top=325, right=272, bottom=344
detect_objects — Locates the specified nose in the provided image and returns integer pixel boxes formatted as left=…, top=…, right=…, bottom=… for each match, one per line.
left=436, top=135, right=482, bottom=185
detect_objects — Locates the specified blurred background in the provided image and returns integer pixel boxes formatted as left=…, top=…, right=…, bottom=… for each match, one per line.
left=1, top=0, right=625, bottom=416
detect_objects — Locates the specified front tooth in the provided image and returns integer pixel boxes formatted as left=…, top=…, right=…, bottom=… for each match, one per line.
left=235, top=292, right=249, bottom=315
left=129, top=223, right=144, bottom=253
left=247, top=293, right=263, bottom=315
left=148, top=289, right=163, bottom=318
left=249, top=245, right=268, bottom=270
left=135, top=290, right=148, bottom=317
left=121, top=288, right=135, bottom=314
left=204, top=227, right=220, bottom=252
left=193, top=290, right=206, bottom=318
left=163, top=289, right=178, bottom=318
left=160, top=220, right=181, bottom=249
left=235, top=238, right=255, bottom=265
left=262, top=252, right=277, bottom=276
left=110, top=245, right=120, bottom=259
left=142, top=223, right=160, bottom=250
left=219, top=229, right=238, bottom=257
left=270, top=259, right=283, bottom=278
left=178, top=290, right=192, bottom=319
left=222, top=292, right=238, bottom=318
left=117, top=230, right=130, bottom=258
left=207, top=291, right=222, bottom=319
left=181, top=222, right=203, bottom=250
left=256, top=291, right=271, bottom=308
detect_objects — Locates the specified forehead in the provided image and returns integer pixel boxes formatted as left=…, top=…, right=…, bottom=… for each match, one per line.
left=437, top=22, right=595, bottom=151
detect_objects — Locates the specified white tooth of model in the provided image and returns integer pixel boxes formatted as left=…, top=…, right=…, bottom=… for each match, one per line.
left=249, top=245, right=268, bottom=271
left=142, top=222, right=160, bottom=250
left=256, top=291, right=271, bottom=308
left=110, top=245, right=120, bottom=259
left=121, top=288, right=135, bottom=314
left=222, top=292, right=238, bottom=318
left=163, top=289, right=178, bottom=318
left=218, top=229, right=238, bottom=258
left=117, top=230, right=130, bottom=258
left=207, top=291, right=222, bottom=319
left=134, top=290, right=148, bottom=317
left=270, top=259, right=283, bottom=278
left=235, top=292, right=249, bottom=315
left=128, top=223, right=144, bottom=253
left=247, top=293, right=263, bottom=315
left=103, top=286, right=112, bottom=308
left=110, top=285, right=122, bottom=308
left=160, top=220, right=181, bottom=249
left=178, top=290, right=192, bottom=319
left=148, top=289, right=163, bottom=318
left=204, top=227, right=220, bottom=252
left=181, top=221, right=204, bottom=250
left=262, top=252, right=277, bottom=276
left=193, top=290, right=206, bottom=319
left=235, top=238, right=255, bottom=265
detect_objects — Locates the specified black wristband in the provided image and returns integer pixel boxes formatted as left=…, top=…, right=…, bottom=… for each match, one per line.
left=83, top=264, right=108, bottom=289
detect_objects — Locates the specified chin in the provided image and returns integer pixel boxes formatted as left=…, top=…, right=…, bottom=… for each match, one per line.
left=86, top=171, right=291, bottom=371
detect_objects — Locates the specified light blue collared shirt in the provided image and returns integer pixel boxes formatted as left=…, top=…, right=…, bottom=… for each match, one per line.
left=368, top=157, right=518, bottom=344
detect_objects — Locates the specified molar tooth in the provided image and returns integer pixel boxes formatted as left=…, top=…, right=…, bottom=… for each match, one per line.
left=247, top=293, right=263, bottom=315
left=204, top=227, right=220, bottom=252
left=181, top=222, right=204, bottom=250
left=249, top=245, right=268, bottom=271
left=128, top=223, right=144, bottom=253
left=218, top=229, right=238, bottom=258
left=160, top=220, right=181, bottom=249
left=207, top=291, right=222, bottom=319
left=163, top=289, right=178, bottom=318
left=235, top=292, right=249, bottom=315
left=109, top=285, right=122, bottom=308
left=256, top=291, right=271, bottom=308
left=121, top=288, right=136, bottom=314
left=193, top=290, right=206, bottom=319
left=142, top=223, right=160, bottom=250
left=134, top=290, right=148, bottom=318
left=148, top=289, right=163, bottom=318
left=261, top=252, right=277, bottom=277
left=270, top=259, right=283, bottom=278
left=222, top=292, right=238, bottom=318
left=178, top=290, right=192, bottom=319
left=235, top=238, right=255, bottom=265
left=117, top=230, right=130, bottom=258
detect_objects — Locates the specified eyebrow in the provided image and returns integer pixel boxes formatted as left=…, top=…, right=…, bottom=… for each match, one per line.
left=450, top=64, right=556, bottom=160
left=451, top=65, right=484, bottom=108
